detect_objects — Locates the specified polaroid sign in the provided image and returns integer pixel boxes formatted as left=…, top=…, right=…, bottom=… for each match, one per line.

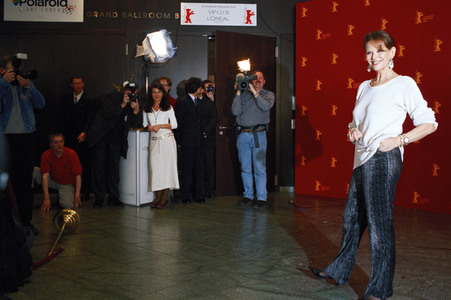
left=181, top=2, right=257, bottom=26
left=4, top=0, right=84, bottom=22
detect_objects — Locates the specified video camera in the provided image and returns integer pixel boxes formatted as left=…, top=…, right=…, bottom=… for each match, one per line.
left=123, top=81, right=138, bottom=102
left=235, top=73, right=257, bottom=91
left=11, top=53, right=38, bottom=85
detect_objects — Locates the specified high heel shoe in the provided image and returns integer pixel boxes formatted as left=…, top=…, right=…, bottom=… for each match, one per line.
left=360, top=295, right=385, bottom=300
left=308, top=266, right=332, bottom=279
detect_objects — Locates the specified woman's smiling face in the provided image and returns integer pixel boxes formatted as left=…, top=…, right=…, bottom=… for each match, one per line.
left=365, top=40, right=395, bottom=72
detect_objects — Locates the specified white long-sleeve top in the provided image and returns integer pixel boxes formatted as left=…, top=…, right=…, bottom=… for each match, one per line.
left=349, top=75, right=438, bottom=169
left=143, top=106, right=178, bottom=131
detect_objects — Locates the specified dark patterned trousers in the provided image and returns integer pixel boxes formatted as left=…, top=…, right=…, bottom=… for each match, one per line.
left=325, top=148, right=403, bottom=298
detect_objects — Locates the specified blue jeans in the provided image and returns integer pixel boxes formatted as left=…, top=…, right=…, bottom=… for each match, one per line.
left=236, top=131, right=267, bottom=201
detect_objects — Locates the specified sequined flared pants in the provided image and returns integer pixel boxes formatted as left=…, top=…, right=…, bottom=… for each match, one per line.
left=325, top=148, right=403, bottom=298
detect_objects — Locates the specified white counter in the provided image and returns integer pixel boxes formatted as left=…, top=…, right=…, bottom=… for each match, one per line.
left=119, top=129, right=154, bottom=206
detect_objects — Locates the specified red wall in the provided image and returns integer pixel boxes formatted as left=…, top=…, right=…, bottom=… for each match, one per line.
left=295, top=0, right=450, bottom=214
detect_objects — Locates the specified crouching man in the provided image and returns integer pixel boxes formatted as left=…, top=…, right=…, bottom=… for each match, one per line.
left=33, top=133, right=82, bottom=212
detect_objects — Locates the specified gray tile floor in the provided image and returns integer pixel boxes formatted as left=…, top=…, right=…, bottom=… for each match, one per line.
left=5, top=191, right=451, bottom=300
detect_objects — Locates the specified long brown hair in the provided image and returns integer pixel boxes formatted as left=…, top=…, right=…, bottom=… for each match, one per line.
left=143, top=83, right=170, bottom=112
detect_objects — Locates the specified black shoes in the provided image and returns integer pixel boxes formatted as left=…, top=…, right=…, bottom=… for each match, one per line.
left=81, top=193, right=90, bottom=202
left=308, top=266, right=331, bottom=279
left=197, top=198, right=206, bottom=204
left=182, top=199, right=191, bottom=204
left=253, top=200, right=266, bottom=208
left=29, top=223, right=39, bottom=236
left=93, top=201, right=103, bottom=209
left=107, top=197, right=123, bottom=206
left=239, top=197, right=253, bottom=206
left=239, top=198, right=267, bottom=208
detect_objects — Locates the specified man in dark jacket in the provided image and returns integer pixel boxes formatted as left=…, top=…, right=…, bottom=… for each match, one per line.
left=175, top=77, right=215, bottom=204
left=200, top=80, right=217, bottom=198
left=57, top=75, right=92, bottom=201
left=86, top=82, right=140, bottom=208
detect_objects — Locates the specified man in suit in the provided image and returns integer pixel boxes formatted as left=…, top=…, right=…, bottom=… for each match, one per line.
left=200, top=80, right=217, bottom=198
left=175, top=77, right=208, bottom=204
left=86, top=82, right=140, bottom=208
left=57, top=75, right=91, bottom=201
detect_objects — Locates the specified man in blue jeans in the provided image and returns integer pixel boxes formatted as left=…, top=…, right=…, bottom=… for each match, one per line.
left=231, top=71, right=274, bottom=207
left=0, top=54, right=45, bottom=232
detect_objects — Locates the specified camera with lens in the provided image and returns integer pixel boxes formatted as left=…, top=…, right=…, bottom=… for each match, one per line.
left=205, top=84, right=215, bottom=93
left=11, top=53, right=38, bottom=85
left=235, top=73, right=257, bottom=91
left=123, top=81, right=138, bottom=102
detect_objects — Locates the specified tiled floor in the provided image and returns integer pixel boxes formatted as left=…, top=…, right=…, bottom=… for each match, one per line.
left=4, top=191, right=451, bottom=300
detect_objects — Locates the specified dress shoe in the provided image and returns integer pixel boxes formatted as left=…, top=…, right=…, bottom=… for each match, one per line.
left=107, top=197, right=123, bottom=206
left=239, top=197, right=253, bottom=206
left=253, top=200, right=267, bottom=208
left=82, top=193, right=90, bottom=202
left=360, top=295, right=385, bottom=300
left=93, top=201, right=103, bottom=209
left=158, top=201, right=168, bottom=208
left=308, top=266, right=331, bottom=279
left=29, top=223, right=39, bottom=236
left=197, top=198, right=206, bottom=204
left=182, top=199, right=191, bottom=204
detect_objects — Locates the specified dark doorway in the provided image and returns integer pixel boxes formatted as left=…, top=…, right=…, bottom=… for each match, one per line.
left=214, top=31, right=276, bottom=197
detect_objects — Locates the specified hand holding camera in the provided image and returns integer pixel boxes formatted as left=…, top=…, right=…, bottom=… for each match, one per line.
left=1, top=68, right=16, bottom=83
left=16, top=75, right=30, bottom=88
left=9, top=53, right=38, bottom=86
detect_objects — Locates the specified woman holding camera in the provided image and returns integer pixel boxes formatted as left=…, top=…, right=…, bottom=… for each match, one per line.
left=142, top=83, right=179, bottom=208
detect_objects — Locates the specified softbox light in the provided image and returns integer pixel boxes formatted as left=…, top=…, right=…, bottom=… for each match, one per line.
left=136, top=29, right=176, bottom=63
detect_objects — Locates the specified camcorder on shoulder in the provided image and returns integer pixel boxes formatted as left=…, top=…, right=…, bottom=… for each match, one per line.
left=11, top=53, right=38, bottom=85
left=235, top=73, right=257, bottom=91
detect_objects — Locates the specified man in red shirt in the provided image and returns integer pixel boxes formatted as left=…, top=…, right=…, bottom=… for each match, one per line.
left=33, top=133, right=82, bottom=212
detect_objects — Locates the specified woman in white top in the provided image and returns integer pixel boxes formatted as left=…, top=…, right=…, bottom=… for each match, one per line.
left=142, top=83, right=179, bottom=208
left=309, top=31, right=437, bottom=300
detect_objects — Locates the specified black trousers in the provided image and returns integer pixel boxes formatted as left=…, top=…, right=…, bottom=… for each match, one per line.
left=6, top=133, right=36, bottom=225
left=325, top=148, right=403, bottom=298
left=180, top=146, right=205, bottom=201
left=90, top=131, right=121, bottom=203
left=66, top=139, right=91, bottom=196
left=204, top=146, right=215, bottom=194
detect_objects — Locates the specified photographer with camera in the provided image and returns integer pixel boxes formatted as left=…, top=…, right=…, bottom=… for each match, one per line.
left=0, top=54, right=45, bottom=232
left=86, top=81, right=140, bottom=208
left=231, top=71, right=274, bottom=208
